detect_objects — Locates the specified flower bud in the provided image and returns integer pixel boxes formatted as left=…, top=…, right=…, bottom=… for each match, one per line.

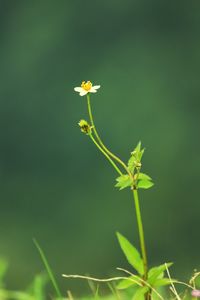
left=78, top=120, right=92, bottom=135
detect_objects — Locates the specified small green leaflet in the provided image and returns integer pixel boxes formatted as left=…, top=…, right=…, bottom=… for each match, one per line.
left=116, top=232, right=144, bottom=276
left=137, top=179, right=154, bottom=189
left=134, top=141, right=142, bottom=153
left=128, top=142, right=145, bottom=173
left=137, top=173, right=152, bottom=181
left=153, top=277, right=176, bottom=288
left=147, top=262, right=173, bottom=285
left=137, top=148, right=145, bottom=161
left=128, top=155, right=136, bottom=173
left=137, top=172, right=154, bottom=190
left=115, top=174, right=133, bottom=190
left=117, top=275, right=141, bottom=290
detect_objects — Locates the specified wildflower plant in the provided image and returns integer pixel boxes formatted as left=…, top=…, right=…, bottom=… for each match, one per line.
left=30, top=81, right=198, bottom=299
left=73, top=80, right=174, bottom=299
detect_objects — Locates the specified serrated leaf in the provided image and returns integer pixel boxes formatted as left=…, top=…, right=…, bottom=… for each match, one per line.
left=137, top=173, right=152, bottom=181
left=153, top=277, right=176, bottom=288
left=137, top=180, right=154, bottom=189
left=117, top=275, right=141, bottom=290
left=115, top=175, right=133, bottom=190
left=148, top=263, right=173, bottom=285
left=116, top=232, right=144, bottom=276
left=132, top=286, right=149, bottom=300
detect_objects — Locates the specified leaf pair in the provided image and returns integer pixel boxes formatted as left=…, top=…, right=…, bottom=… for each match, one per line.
left=115, top=142, right=154, bottom=190
left=115, top=172, right=154, bottom=190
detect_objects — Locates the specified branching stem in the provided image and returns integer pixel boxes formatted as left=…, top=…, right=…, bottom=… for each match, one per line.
left=89, top=134, right=122, bottom=176
left=87, top=94, right=132, bottom=177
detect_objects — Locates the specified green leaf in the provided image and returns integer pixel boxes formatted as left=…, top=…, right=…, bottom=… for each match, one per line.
left=116, top=232, right=144, bottom=276
left=117, top=275, right=141, bottom=290
left=153, top=277, right=176, bottom=288
left=132, top=286, right=149, bottom=300
left=137, top=173, right=152, bottom=181
left=115, top=174, right=133, bottom=190
left=131, top=142, right=144, bottom=161
left=137, top=180, right=154, bottom=189
left=138, top=148, right=145, bottom=161
left=135, top=141, right=141, bottom=153
left=147, top=263, right=173, bottom=285
left=128, top=156, right=136, bottom=173
left=128, top=142, right=145, bottom=173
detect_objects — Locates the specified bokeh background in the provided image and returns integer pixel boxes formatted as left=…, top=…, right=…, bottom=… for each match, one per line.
left=0, top=0, right=200, bottom=296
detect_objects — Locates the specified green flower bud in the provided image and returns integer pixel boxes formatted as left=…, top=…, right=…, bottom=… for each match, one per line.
left=78, top=120, right=92, bottom=135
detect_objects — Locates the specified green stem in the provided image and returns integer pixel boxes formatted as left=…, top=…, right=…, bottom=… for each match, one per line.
left=87, top=94, right=131, bottom=177
left=132, top=189, right=148, bottom=280
left=89, top=134, right=122, bottom=176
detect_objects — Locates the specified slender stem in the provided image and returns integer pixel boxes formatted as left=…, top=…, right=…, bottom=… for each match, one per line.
left=132, top=189, right=148, bottom=280
left=87, top=94, right=132, bottom=177
left=89, top=134, right=122, bottom=176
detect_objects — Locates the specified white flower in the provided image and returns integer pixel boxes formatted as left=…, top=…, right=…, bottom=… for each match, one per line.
left=74, top=81, right=100, bottom=96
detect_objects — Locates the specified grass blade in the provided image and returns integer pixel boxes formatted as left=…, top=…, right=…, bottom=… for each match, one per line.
left=33, top=238, right=62, bottom=299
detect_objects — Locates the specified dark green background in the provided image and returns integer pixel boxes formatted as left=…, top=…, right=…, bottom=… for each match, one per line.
left=0, top=0, right=200, bottom=296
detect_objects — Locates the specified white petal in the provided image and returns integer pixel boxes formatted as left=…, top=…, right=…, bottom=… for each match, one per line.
left=92, top=85, right=100, bottom=89
left=74, top=87, right=83, bottom=92
left=89, top=88, right=97, bottom=93
left=80, top=90, right=88, bottom=96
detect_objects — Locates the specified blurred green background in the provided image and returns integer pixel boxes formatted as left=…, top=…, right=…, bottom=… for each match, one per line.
left=0, top=0, right=200, bottom=296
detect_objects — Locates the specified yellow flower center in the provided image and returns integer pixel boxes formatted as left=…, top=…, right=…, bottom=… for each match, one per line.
left=81, top=81, right=92, bottom=91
